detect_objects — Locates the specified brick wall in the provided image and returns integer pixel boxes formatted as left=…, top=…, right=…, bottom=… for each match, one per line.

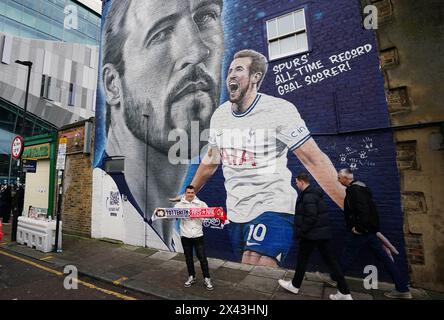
left=396, top=141, right=418, bottom=170
left=59, top=121, right=94, bottom=237
left=375, top=0, right=444, bottom=290
left=405, top=233, right=425, bottom=265
left=394, top=129, right=444, bottom=290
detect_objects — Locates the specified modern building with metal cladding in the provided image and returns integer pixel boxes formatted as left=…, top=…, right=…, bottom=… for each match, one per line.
left=0, top=0, right=101, bottom=46
left=0, top=0, right=101, bottom=184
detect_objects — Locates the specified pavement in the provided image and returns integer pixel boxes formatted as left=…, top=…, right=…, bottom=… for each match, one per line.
left=1, top=223, right=442, bottom=300
left=0, top=248, right=160, bottom=300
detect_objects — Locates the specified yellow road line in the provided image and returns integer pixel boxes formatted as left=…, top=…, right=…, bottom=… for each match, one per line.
left=0, top=249, right=137, bottom=300
left=40, top=256, right=54, bottom=261
left=0, top=249, right=63, bottom=276
left=113, top=276, right=129, bottom=286
left=76, top=278, right=136, bottom=300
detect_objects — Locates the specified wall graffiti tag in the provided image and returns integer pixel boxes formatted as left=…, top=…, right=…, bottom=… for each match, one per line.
left=339, top=137, right=378, bottom=171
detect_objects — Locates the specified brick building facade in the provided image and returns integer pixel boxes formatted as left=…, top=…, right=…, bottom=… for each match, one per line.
left=58, top=118, right=94, bottom=238
left=367, top=0, right=444, bottom=291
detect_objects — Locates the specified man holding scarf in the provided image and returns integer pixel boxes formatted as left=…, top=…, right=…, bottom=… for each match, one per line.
left=174, top=185, right=214, bottom=290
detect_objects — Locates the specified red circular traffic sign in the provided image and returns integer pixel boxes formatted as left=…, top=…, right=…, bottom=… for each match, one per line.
left=11, top=136, right=24, bottom=159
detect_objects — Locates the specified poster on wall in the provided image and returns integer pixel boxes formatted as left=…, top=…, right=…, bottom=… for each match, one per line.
left=93, top=0, right=407, bottom=282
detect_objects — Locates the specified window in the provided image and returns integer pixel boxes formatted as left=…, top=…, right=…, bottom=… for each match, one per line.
left=1, top=35, right=13, bottom=64
left=266, top=9, right=308, bottom=60
left=40, top=74, right=47, bottom=97
left=40, top=74, right=54, bottom=100
left=68, top=83, right=76, bottom=106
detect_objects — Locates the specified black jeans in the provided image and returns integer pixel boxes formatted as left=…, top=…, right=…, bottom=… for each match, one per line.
left=181, top=236, right=210, bottom=278
left=293, top=238, right=350, bottom=295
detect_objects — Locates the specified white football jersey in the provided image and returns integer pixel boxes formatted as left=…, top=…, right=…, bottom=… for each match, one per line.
left=208, top=93, right=311, bottom=223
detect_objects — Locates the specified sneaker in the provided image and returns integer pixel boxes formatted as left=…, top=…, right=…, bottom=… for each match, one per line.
left=204, top=277, right=214, bottom=291
left=184, top=275, right=196, bottom=288
left=278, top=279, right=299, bottom=295
left=329, top=291, right=353, bottom=300
left=384, top=289, right=412, bottom=300
left=316, top=271, right=337, bottom=287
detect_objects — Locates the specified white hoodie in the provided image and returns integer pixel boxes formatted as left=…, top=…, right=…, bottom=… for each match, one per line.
left=174, top=196, right=208, bottom=238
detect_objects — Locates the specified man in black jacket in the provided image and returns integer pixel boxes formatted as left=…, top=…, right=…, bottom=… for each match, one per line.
left=278, top=173, right=352, bottom=300
left=325, top=168, right=411, bottom=299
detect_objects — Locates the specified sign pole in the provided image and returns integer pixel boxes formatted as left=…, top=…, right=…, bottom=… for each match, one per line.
left=10, top=135, right=24, bottom=242
left=54, top=170, right=63, bottom=252
left=54, top=137, right=67, bottom=253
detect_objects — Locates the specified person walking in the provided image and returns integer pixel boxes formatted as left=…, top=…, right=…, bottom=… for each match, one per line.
left=278, top=173, right=353, bottom=300
left=318, top=169, right=412, bottom=299
left=175, top=185, right=214, bottom=291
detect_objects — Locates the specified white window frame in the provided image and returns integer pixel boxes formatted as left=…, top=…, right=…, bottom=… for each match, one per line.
left=266, top=8, right=309, bottom=60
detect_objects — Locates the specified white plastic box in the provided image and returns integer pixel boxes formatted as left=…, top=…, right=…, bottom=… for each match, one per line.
left=17, top=216, right=62, bottom=253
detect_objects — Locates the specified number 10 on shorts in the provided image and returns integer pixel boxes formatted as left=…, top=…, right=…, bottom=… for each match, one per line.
left=247, top=224, right=267, bottom=244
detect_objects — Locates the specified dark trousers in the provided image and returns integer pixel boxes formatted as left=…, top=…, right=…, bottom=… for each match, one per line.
left=0, top=204, right=10, bottom=223
left=333, top=233, right=409, bottom=292
left=293, top=238, right=350, bottom=295
left=181, top=236, right=210, bottom=278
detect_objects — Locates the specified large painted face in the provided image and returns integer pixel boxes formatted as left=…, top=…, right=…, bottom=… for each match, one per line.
left=226, top=56, right=255, bottom=105
left=120, top=0, right=224, bottom=154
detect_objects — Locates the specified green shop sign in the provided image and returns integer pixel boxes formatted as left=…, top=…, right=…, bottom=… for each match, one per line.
left=22, top=143, right=50, bottom=160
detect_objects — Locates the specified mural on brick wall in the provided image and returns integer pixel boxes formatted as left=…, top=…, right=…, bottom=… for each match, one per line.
left=93, top=0, right=408, bottom=282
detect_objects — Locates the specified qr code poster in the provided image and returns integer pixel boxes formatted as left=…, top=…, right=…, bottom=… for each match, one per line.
left=104, top=185, right=122, bottom=218
left=109, top=191, right=120, bottom=206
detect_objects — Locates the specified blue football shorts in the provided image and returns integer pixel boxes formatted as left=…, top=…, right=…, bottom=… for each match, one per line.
left=225, top=211, right=294, bottom=266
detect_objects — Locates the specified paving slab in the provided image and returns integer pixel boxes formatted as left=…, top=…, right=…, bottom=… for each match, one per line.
left=149, top=251, right=178, bottom=261
left=229, top=287, right=273, bottom=300
left=172, top=254, right=186, bottom=262
left=285, top=270, right=295, bottom=279
left=131, top=247, right=158, bottom=257
left=239, top=264, right=255, bottom=272
left=410, top=288, right=430, bottom=299
left=298, top=280, right=324, bottom=298
left=323, top=287, right=337, bottom=300
left=158, top=259, right=187, bottom=273
left=222, top=261, right=243, bottom=270
left=238, top=275, right=278, bottom=294
left=350, top=291, right=374, bottom=300
left=207, top=258, right=225, bottom=270
left=143, top=256, right=168, bottom=267
left=212, top=267, right=249, bottom=284
left=107, top=263, right=146, bottom=278
left=273, top=291, right=321, bottom=300
left=250, top=266, right=286, bottom=280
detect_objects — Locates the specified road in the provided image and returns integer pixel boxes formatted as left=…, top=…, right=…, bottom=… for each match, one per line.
left=0, top=249, right=162, bottom=300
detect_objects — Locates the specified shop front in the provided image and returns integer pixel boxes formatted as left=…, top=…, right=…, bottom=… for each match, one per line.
left=21, top=133, right=57, bottom=219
